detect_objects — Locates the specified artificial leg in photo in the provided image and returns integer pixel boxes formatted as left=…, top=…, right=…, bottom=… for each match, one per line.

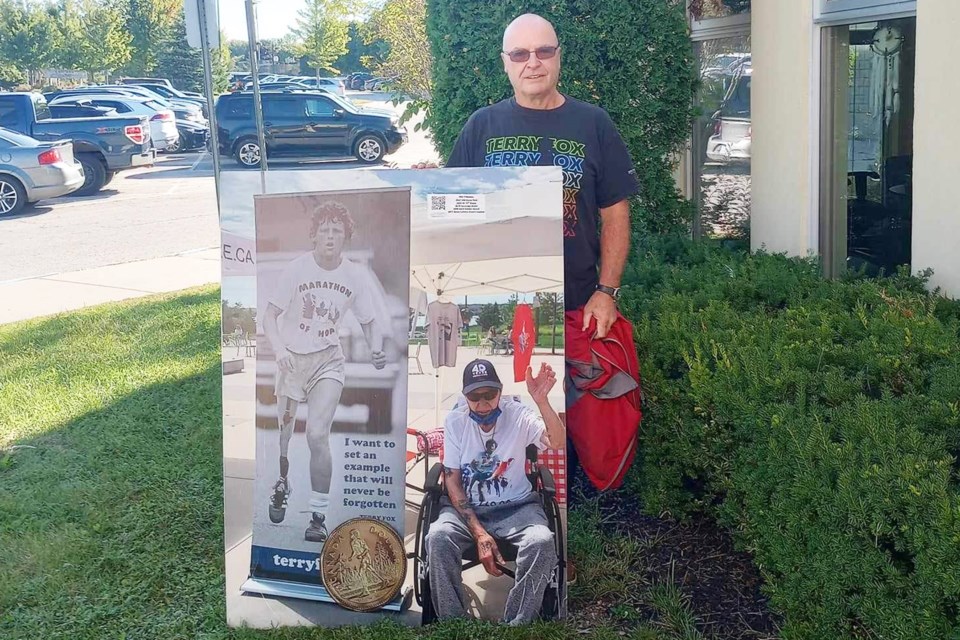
left=268, top=397, right=298, bottom=523
left=304, top=378, right=343, bottom=543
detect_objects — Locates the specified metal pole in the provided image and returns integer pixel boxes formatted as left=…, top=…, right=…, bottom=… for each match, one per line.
left=245, top=0, right=268, bottom=192
left=196, top=0, right=222, bottom=211
left=551, top=294, right=557, bottom=355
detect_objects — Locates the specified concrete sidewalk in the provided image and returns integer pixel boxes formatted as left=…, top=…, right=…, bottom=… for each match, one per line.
left=0, top=247, right=221, bottom=325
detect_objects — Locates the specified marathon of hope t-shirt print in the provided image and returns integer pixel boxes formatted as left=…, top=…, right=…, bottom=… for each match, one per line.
left=446, top=95, right=639, bottom=310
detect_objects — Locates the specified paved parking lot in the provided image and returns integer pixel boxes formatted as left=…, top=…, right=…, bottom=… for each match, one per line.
left=0, top=93, right=438, bottom=284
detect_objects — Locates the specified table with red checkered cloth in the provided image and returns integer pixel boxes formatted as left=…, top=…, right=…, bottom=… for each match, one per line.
left=532, top=448, right=566, bottom=505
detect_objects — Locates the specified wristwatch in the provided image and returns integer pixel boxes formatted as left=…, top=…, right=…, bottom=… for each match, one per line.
left=596, top=283, right=620, bottom=300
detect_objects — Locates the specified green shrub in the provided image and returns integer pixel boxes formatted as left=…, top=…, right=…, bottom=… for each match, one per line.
left=621, top=236, right=960, bottom=639
left=425, top=0, right=697, bottom=234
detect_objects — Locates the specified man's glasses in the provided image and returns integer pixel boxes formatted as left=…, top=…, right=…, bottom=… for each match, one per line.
left=503, top=45, right=560, bottom=64
left=466, top=389, right=499, bottom=402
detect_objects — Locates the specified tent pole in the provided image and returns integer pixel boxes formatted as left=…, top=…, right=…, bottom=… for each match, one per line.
left=434, top=367, right=443, bottom=427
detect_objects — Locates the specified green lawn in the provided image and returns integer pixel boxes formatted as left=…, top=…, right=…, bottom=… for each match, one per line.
left=0, top=288, right=686, bottom=640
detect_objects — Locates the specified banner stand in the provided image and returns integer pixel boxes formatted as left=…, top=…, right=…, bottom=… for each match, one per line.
left=241, top=577, right=411, bottom=612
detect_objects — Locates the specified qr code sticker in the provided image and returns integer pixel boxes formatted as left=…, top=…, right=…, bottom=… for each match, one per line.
left=430, top=195, right=447, bottom=211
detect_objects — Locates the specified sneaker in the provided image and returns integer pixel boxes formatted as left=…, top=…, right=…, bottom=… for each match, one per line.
left=304, top=512, right=328, bottom=543
left=268, top=477, right=290, bottom=524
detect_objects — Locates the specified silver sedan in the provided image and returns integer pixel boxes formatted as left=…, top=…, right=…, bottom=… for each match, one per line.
left=0, top=127, right=84, bottom=216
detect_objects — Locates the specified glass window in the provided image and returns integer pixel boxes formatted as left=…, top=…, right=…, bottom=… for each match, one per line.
left=0, top=98, right=20, bottom=128
left=226, top=99, right=253, bottom=118
left=820, top=18, right=915, bottom=277
left=692, top=35, right=752, bottom=243
left=690, top=0, right=751, bottom=21
left=818, top=0, right=915, bottom=21
left=263, top=97, right=303, bottom=119
left=96, top=100, right=130, bottom=113
left=305, top=98, right=335, bottom=117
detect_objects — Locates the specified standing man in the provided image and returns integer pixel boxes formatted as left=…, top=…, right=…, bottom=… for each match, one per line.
left=442, top=13, right=639, bottom=337
left=263, top=202, right=388, bottom=544
left=420, top=13, right=641, bottom=581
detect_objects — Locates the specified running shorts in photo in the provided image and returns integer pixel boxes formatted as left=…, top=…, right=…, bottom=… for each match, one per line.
left=275, top=345, right=346, bottom=402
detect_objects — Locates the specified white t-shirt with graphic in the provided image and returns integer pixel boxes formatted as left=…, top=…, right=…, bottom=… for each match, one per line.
left=269, top=254, right=376, bottom=354
left=442, top=399, right=550, bottom=507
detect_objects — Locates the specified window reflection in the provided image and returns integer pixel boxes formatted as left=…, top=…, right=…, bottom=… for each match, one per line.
left=824, top=18, right=915, bottom=276
left=694, top=36, right=752, bottom=243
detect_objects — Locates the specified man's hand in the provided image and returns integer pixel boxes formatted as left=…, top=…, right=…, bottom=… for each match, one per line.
left=371, top=350, right=387, bottom=370
left=276, top=346, right=295, bottom=372
left=411, top=161, right=438, bottom=169
left=582, top=290, right=618, bottom=338
left=525, top=363, right=556, bottom=405
left=474, top=530, right=505, bottom=577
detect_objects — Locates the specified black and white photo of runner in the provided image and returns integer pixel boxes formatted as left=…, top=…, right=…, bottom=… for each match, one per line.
left=250, top=188, right=411, bottom=584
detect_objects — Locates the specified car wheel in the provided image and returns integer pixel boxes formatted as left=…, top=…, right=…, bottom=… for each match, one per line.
left=104, top=171, right=116, bottom=186
left=354, top=134, right=385, bottom=164
left=167, top=133, right=184, bottom=154
left=0, top=176, right=27, bottom=216
left=74, top=153, right=107, bottom=197
left=235, top=138, right=262, bottom=168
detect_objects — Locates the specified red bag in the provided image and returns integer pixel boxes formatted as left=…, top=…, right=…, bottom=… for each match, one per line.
left=564, top=310, right=642, bottom=491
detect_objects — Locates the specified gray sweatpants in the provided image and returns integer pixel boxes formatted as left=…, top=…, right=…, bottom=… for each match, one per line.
left=425, top=493, right=558, bottom=625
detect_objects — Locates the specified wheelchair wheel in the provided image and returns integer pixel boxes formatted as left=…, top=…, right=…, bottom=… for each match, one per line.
left=414, top=479, right=444, bottom=623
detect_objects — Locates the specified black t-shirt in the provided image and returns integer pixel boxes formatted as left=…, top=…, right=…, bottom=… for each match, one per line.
left=446, top=95, right=639, bottom=310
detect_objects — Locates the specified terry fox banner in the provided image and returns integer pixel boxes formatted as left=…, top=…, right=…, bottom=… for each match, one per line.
left=248, top=186, right=410, bottom=605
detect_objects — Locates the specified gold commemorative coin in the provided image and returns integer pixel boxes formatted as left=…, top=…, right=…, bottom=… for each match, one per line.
left=320, top=517, right=407, bottom=612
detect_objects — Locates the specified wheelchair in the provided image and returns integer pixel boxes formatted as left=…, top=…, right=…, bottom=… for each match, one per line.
left=411, top=444, right=565, bottom=624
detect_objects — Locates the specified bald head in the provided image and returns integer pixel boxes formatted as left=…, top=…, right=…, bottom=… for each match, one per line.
left=500, top=13, right=563, bottom=108
left=502, top=13, right=558, bottom=51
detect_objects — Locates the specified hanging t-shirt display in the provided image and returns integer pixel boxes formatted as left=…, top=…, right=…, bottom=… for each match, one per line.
left=426, top=301, right=460, bottom=368
left=511, top=303, right=535, bottom=382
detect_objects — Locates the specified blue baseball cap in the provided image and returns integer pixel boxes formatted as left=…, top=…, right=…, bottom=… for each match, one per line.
left=462, top=359, right=503, bottom=394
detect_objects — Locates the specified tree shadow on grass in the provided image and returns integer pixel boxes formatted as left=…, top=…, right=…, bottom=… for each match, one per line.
left=0, top=363, right=227, bottom=639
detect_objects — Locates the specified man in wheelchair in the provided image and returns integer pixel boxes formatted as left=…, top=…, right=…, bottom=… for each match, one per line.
left=422, top=358, right=565, bottom=625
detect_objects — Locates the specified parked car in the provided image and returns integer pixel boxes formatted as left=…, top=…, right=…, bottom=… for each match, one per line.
left=118, top=77, right=174, bottom=89
left=215, top=90, right=407, bottom=167
left=51, top=96, right=205, bottom=153
left=49, top=94, right=179, bottom=151
left=45, top=86, right=205, bottom=122
left=364, top=77, right=394, bottom=91
left=705, top=63, right=752, bottom=164
left=0, top=92, right=154, bottom=196
left=347, top=72, right=374, bottom=90
left=125, top=82, right=209, bottom=117
left=0, top=127, right=84, bottom=215
left=48, top=103, right=118, bottom=119
left=291, top=77, right=346, bottom=97
left=255, top=82, right=317, bottom=92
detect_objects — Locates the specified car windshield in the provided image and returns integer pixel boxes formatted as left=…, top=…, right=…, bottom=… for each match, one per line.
left=324, top=92, right=359, bottom=112
left=144, top=100, right=166, bottom=111
left=0, top=126, right=40, bottom=146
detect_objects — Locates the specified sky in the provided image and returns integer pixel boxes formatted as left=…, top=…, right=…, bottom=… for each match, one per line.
left=217, top=0, right=306, bottom=41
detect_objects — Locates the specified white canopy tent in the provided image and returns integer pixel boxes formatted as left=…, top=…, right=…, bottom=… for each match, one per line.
left=408, top=177, right=564, bottom=427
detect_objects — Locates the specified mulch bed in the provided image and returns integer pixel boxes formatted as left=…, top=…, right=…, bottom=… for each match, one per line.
left=568, top=477, right=782, bottom=639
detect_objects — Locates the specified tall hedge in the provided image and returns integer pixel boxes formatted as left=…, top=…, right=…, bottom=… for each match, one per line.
left=621, top=237, right=960, bottom=639
left=425, top=0, right=697, bottom=235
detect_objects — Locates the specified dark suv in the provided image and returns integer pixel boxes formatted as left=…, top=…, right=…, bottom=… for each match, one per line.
left=215, top=90, right=407, bottom=167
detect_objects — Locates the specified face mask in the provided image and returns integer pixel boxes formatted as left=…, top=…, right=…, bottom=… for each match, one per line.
left=469, top=407, right=502, bottom=426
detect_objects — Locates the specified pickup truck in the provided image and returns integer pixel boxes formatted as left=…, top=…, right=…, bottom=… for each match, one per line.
left=0, top=92, right=155, bottom=196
